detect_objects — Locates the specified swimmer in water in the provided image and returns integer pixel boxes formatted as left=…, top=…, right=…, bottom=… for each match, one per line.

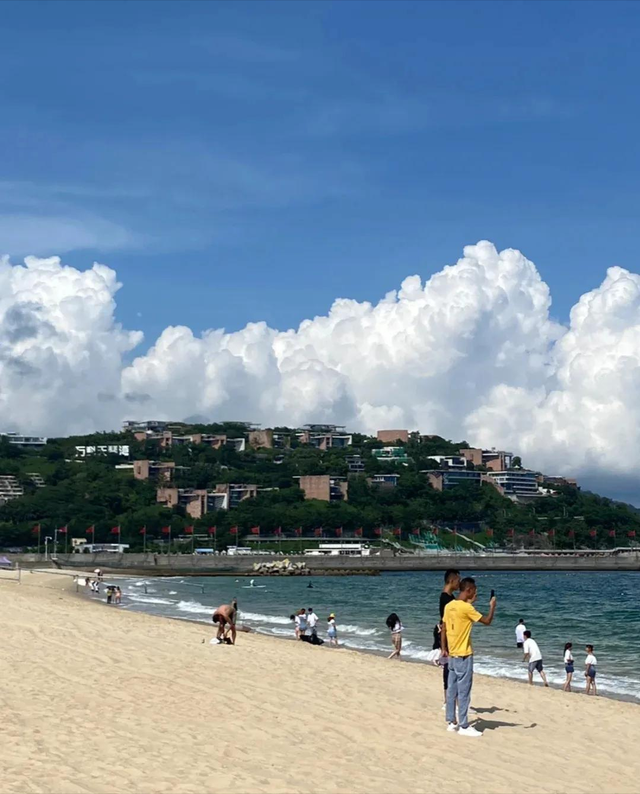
left=250, top=579, right=255, bottom=587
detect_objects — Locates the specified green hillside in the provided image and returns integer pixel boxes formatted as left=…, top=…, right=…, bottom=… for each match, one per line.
left=0, top=429, right=638, bottom=551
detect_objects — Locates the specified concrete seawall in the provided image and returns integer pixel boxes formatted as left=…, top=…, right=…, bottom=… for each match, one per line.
left=7, top=551, right=640, bottom=574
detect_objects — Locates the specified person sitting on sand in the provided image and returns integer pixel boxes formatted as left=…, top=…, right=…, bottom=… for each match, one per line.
left=523, top=630, right=549, bottom=687
left=563, top=642, right=574, bottom=691
left=327, top=613, right=338, bottom=646
left=212, top=599, right=238, bottom=645
left=585, top=645, right=598, bottom=696
left=386, top=613, right=403, bottom=659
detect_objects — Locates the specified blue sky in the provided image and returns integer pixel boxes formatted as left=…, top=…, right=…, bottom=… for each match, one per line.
left=3, top=0, right=640, bottom=345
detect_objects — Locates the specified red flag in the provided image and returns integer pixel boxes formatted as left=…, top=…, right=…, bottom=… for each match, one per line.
left=58, top=525, right=67, bottom=534
left=32, top=524, right=40, bottom=537
left=609, top=529, right=616, bottom=538
left=628, top=530, right=636, bottom=538
left=548, top=528, right=555, bottom=537
left=373, top=528, right=382, bottom=536
left=294, top=527, right=302, bottom=537
left=393, top=528, right=401, bottom=537
left=432, top=527, right=439, bottom=536
left=568, top=529, right=575, bottom=538
left=87, top=525, right=95, bottom=536
left=161, top=526, right=171, bottom=535
left=589, top=529, right=597, bottom=539
left=139, top=526, right=146, bottom=535
left=529, top=529, right=535, bottom=538
left=507, top=528, right=514, bottom=537
left=314, top=528, right=322, bottom=537
left=274, top=527, right=282, bottom=536
left=250, top=526, right=260, bottom=535
left=208, top=526, right=217, bottom=536
left=486, top=528, right=494, bottom=537
left=355, top=527, right=363, bottom=537
left=412, top=528, right=419, bottom=536
left=110, top=526, right=120, bottom=535
left=335, top=527, right=343, bottom=537
left=230, top=526, right=238, bottom=535
left=184, top=526, right=194, bottom=535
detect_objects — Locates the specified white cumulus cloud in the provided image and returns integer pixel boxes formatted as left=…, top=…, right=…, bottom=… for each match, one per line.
left=3, top=241, right=640, bottom=496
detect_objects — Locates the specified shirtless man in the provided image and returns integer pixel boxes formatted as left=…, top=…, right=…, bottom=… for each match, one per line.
left=212, top=598, right=238, bottom=644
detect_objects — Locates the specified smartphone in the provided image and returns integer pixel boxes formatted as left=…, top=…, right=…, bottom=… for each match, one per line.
left=490, top=589, right=495, bottom=599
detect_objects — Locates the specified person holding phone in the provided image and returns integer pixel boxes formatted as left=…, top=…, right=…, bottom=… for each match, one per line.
left=442, top=577, right=496, bottom=738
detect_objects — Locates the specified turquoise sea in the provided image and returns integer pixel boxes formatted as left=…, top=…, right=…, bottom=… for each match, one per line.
left=92, top=570, right=640, bottom=702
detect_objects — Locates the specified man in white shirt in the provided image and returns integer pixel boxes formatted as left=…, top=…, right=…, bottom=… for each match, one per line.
left=307, top=608, right=318, bottom=639
left=515, top=619, right=527, bottom=649
left=523, top=630, right=549, bottom=687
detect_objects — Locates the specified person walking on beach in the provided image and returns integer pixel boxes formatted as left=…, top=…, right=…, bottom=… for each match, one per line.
left=114, top=586, right=122, bottom=605
left=438, top=569, right=461, bottom=707
left=327, top=613, right=338, bottom=646
left=523, top=630, right=549, bottom=687
left=106, top=586, right=114, bottom=604
left=563, top=642, right=574, bottom=691
left=386, top=613, right=403, bottom=659
left=307, top=608, right=318, bottom=639
left=585, top=645, right=598, bottom=695
left=515, top=618, right=527, bottom=650
left=442, top=577, right=496, bottom=737
left=212, top=599, right=238, bottom=645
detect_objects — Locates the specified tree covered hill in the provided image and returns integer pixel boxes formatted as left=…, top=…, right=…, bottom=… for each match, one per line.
left=0, top=428, right=638, bottom=551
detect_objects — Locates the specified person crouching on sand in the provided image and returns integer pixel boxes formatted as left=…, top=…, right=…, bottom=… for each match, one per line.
left=327, top=613, right=338, bottom=646
left=386, top=613, right=403, bottom=659
left=212, top=599, right=237, bottom=645
left=563, top=642, right=574, bottom=691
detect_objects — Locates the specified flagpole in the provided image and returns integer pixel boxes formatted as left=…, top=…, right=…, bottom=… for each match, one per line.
left=65, top=529, right=68, bottom=556
left=37, top=524, right=41, bottom=556
left=143, top=527, right=146, bottom=555
left=53, top=527, right=58, bottom=559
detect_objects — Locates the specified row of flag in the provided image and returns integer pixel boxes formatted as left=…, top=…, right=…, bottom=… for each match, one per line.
left=29, top=523, right=638, bottom=538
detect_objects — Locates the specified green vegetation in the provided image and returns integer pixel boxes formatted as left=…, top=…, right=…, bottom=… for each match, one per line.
left=0, top=429, right=638, bottom=551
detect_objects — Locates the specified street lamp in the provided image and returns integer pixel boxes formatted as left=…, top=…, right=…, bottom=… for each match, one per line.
left=44, top=536, right=52, bottom=561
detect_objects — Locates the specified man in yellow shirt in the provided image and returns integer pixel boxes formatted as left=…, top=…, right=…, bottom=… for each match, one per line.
left=442, top=577, right=496, bottom=737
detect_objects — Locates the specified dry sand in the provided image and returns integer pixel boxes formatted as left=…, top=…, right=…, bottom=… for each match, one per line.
left=1, top=570, right=639, bottom=794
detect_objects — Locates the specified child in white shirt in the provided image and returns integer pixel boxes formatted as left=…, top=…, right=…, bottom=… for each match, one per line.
left=585, top=645, right=598, bottom=696
left=385, top=612, right=403, bottom=659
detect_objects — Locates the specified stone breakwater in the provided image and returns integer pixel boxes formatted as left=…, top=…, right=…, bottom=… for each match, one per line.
left=6, top=549, right=640, bottom=574
left=251, top=558, right=310, bottom=575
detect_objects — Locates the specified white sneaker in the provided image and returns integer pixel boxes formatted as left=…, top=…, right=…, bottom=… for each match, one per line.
left=441, top=704, right=446, bottom=710
left=458, top=726, right=482, bottom=738
left=446, top=723, right=458, bottom=732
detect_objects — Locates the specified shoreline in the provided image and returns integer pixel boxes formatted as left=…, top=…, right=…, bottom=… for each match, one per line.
left=73, top=573, right=640, bottom=708
left=3, top=571, right=640, bottom=793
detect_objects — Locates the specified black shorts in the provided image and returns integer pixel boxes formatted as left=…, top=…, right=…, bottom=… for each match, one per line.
left=516, top=641, right=523, bottom=649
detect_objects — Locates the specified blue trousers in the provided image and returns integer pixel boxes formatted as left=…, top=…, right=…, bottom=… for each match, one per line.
left=446, top=654, right=473, bottom=728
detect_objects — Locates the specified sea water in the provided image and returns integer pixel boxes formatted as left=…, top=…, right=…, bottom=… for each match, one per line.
left=105, top=570, right=640, bottom=702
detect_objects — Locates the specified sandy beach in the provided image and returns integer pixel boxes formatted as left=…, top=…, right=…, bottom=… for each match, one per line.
left=1, top=572, right=639, bottom=794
